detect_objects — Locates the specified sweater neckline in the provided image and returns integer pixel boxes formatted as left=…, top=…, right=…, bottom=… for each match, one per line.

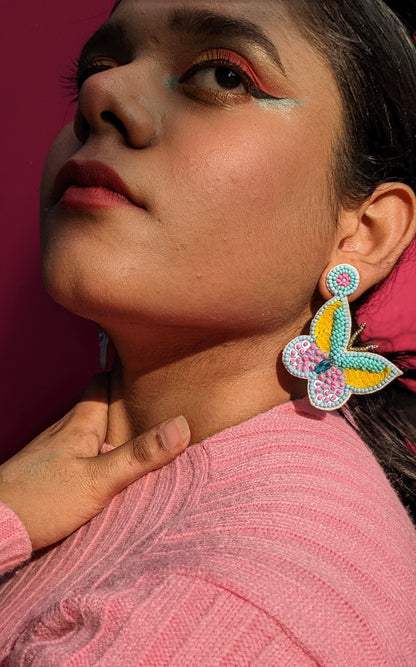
left=195, top=397, right=336, bottom=449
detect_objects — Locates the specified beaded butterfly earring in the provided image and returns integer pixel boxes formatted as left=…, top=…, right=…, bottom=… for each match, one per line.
left=282, top=264, right=402, bottom=411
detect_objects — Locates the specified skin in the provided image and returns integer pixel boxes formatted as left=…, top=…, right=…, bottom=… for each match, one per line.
left=40, top=0, right=345, bottom=446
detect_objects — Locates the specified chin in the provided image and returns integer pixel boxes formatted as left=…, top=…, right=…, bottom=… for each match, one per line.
left=41, top=251, right=103, bottom=323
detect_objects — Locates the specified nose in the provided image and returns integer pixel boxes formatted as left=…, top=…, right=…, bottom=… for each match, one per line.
left=73, top=66, right=157, bottom=148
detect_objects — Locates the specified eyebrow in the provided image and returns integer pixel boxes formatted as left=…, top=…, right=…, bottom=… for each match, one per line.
left=83, top=7, right=286, bottom=78
left=168, top=8, right=286, bottom=75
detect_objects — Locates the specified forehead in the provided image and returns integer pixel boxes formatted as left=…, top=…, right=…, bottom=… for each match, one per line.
left=110, top=0, right=294, bottom=36
left=112, top=0, right=281, bottom=14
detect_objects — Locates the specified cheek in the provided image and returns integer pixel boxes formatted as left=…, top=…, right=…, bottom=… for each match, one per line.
left=164, top=116, right=333, bottom=271
left=135, top=115, right=337, bottom=328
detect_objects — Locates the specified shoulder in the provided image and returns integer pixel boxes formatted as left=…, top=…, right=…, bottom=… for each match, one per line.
left=197, top=400, right=416, bottom=558
left=183, top=398, right=416, bottom=580
left=172, top=400, right=416, bottom=661
left=199, top=399, right=406, bottom=519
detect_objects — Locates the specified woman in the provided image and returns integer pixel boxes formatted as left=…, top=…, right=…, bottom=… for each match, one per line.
left=1, top=0, right=416, bottom=663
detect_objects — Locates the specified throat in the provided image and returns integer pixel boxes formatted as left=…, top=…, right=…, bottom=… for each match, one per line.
left=105, top=338, right=303, bottom=447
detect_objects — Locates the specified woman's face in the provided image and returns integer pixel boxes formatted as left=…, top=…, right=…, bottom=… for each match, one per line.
left=40, top=0, right=342, bottom=338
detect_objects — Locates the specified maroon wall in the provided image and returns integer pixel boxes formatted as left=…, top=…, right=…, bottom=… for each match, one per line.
left=1, top=1, right=415, bottom=460
left=1, top=1, right=113, bottom=459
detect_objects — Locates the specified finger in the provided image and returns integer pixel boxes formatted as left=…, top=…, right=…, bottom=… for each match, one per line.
left=76, top=372, right=110, bottom=408
left=51, top=374, right=110, bottom=455
left=71, top=373, right=110, bottom=431
left=87, top=416, right=191, bottom=499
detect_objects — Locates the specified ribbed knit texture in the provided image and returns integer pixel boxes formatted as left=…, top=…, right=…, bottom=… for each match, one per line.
left=0, top=399, right=415, bottom=665
left=0, top=505, right=31, bottom=578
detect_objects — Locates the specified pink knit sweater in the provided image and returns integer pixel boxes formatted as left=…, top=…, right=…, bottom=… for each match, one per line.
left=0, top=399, right=415, bottom=665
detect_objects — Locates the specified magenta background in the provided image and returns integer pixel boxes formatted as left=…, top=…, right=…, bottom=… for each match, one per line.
left=1, top=1, right=415, bottom=461
left=1, top=1, right=114, bottom=460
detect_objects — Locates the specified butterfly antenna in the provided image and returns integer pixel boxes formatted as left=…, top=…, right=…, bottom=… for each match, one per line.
left=348, top=322, right=379, bottom=352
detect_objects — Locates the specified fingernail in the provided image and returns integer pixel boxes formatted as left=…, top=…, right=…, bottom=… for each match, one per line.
left=158, top=416, right=190, bottom=451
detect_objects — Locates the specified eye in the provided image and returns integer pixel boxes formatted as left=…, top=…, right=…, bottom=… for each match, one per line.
left=184, top=64, right=247, bottom=95
left=76, top=56, right=120, bottom=88
left=178, top=48, right=277, bottom=102
left=63, top=55, right=120, bottom=102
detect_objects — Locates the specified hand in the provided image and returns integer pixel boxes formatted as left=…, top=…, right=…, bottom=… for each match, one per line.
left=0, top=375, right=190, bottom=550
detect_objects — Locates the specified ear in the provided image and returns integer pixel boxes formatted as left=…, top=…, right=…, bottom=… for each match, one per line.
left=319, top=182, right=416, bottom=300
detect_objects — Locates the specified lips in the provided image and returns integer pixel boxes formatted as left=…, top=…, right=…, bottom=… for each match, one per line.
left=53, top=160, right=146, bottom=210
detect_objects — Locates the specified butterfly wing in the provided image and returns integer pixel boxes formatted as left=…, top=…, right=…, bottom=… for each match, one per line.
left=337, top=351, right=402, bottom=393
left=311, top=297, right=351, bottom=357
left=308, top=369, right=350, bottom=410
left=283, top=336, right=318, bottom=379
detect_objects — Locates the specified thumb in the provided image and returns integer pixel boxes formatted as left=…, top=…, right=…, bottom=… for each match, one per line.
left=72, top=373, right=110, bottom=426
left=87, top=416, right=191, bottom=499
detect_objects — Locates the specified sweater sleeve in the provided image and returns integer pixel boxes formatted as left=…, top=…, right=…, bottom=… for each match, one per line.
left=0, top=503, right=32, bottom=576
left=9, top=575, right=316, bottom=666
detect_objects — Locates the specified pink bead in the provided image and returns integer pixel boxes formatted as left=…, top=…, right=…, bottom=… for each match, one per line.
left=336, top=272, right=351, bottom=288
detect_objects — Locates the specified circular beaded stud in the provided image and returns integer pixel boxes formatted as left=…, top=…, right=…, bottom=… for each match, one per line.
left=326, top=264, right=359, bottom=298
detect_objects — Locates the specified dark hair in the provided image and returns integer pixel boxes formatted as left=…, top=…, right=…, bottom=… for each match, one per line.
left=285, top=0, right=416, bottom=205
left=284, top=0, right=416, bottom=519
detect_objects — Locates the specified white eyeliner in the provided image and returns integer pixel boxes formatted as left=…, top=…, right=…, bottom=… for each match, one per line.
left=257, top=98, right=305, bottom=112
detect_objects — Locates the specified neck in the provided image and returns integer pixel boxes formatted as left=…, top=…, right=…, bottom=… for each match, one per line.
left=106, top=327, right=306, bottom=446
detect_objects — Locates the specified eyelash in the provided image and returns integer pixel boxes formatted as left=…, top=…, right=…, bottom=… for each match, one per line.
left=179, top=48, right=276, bottom=100
left=63, top=55, right=119, bottom=102
left=63, top=47, right=277, bottom=103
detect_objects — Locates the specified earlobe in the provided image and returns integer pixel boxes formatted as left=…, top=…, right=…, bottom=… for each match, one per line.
left=319, top=182, right=416, bottom=300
